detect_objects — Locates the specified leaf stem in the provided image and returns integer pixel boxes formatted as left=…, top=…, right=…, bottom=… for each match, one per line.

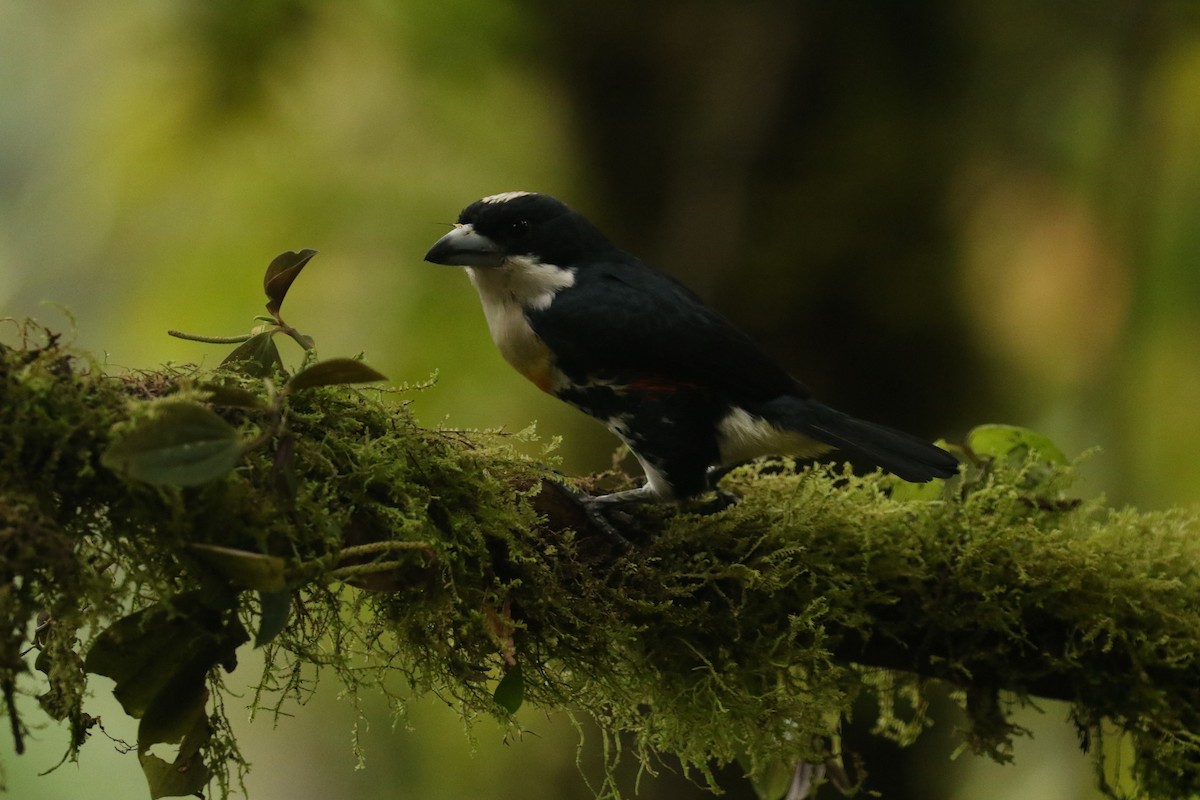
left=168, top=331, right=254, bottom=344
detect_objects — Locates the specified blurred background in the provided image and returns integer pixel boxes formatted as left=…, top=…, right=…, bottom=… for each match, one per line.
left=4, top=1, right=1200, bottom=798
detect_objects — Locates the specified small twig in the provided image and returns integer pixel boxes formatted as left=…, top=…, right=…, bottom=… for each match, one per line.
left=3, top=679, right=24, bottom=755
left=333, top=542, right=431, bottom=580
left=288, top=540, right=432, bottom=582
left=336, top=541, right=432, bottom=561
left=279, top=325, right=315, bottom=352
left=329, top=559, right=417, bottom=581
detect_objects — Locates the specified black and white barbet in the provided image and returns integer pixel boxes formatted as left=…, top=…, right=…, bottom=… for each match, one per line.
left=425, top=191, right=958, bottom=542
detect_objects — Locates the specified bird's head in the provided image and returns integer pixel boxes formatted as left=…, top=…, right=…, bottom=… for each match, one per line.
left=424, top=191, right=614, bottom=269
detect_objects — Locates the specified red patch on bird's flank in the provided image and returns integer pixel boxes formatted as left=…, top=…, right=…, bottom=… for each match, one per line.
left=627, top=377, right=691, bottom=398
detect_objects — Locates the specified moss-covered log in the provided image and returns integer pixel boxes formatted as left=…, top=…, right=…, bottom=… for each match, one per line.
left=3, top=324, right=1200, bottom=799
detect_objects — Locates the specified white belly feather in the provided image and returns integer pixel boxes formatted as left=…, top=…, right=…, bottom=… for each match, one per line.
left=716, top=406, right=831, bottom=465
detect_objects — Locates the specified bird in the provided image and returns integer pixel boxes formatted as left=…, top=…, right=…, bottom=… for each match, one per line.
left=424, top=191, right=958, bottom=543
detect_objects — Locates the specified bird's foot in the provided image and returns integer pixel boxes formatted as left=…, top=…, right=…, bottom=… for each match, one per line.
left=555, top=484, right=632, bottom=549
left=580, top=503, right=636, bottom=550
left=703, top=464, right=743, bottom=512
left=688, top=486, right=741, bottom=516
left=712, top=487, right=741, bottom=510
left=556, top=482, right=664, bottom=549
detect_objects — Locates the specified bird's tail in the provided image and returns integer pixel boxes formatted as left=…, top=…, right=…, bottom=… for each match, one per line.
left=766, top=397, right=958, bottom=483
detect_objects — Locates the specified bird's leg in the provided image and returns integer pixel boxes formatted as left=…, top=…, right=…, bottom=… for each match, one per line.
left=704, top=464, right=742, bottom=510
left=559, top=483, right=660, bottom=549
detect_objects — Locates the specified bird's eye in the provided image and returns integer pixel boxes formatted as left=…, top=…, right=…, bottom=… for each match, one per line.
left=510, top=218, right=530, bottom=238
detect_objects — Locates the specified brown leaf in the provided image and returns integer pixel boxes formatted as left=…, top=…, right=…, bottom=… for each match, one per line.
left=263, top=249, right=318, bottom=319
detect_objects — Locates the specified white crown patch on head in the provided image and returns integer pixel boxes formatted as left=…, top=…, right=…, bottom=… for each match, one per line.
left=481, top=191, right=533, bottom=204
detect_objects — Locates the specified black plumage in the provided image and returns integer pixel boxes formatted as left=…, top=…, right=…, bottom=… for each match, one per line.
left=425, top=192, right=957, bottom=524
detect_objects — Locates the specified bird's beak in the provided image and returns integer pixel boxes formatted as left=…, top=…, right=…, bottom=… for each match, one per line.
left=424, top=224, right=506, bottom=268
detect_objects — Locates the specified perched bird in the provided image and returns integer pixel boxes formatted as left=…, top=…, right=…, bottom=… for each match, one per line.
left=425, top=191, right=957, bottom=541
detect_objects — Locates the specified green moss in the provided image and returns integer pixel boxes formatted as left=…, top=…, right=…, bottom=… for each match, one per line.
left=3, top=324, right=1200, bottom=799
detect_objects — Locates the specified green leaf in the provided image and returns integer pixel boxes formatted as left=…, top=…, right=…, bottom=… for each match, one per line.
left=255, top=589, right=292, bottom=648
left=221, top=330, right=285, bottom=379
left=966, top=424, right=1068, bottom=465
left=493, top=663, right=524, bottom=714
left=85, top=593, right=244, bottom=799
left=86, top=593, right=246, bottom=798
left=139, top=746, right=210, bottom=800
left=263, top=249, right=317, bottom=319
left=743, top=756, right=797, bottom=800
left=888, top=476, right=945, bottom=502
left=102, top=402, right=241, bottom=487
left=199, top=382, right=266, bottom=409
left=285, top=358, right=387, bottom=393
left=188, top=544, right=287, bottom=592
left=138, top=684, right=208, bottom=751
left=84, top=592, right=247, bottom=721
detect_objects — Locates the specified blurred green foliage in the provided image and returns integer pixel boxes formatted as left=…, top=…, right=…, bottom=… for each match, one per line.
left=4, top=2, right=1200, bottom=799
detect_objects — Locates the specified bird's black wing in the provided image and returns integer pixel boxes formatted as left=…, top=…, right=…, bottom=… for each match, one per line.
left=527, top=256, right=808, bottom=403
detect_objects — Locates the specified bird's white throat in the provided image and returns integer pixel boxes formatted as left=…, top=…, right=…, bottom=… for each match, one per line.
left=465, top=257, right=576, bottom=391
left=466, top=256, right=576, bottom=312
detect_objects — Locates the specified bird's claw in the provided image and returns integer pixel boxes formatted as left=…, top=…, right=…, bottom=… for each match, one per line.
left=556, top=482, right=635, bottom=549
left=581, top=502, right=635, bottom=550
left=704, top=465, right=743, bottom=512
left=687, top=487, right=741, bottom=516
left=712, top=487, right=741, bottom=510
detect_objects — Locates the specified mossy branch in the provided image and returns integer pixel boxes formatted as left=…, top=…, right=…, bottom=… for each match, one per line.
left=2, top=325, right=1199, bottom=800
